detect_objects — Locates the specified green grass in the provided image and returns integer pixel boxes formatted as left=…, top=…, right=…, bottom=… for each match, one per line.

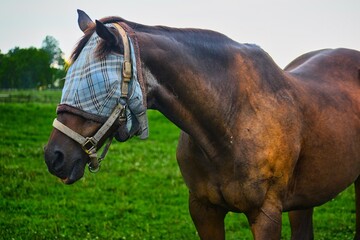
left=0, top=101, right=356, bottom=239
left=0, top=89, right=62, bottom=103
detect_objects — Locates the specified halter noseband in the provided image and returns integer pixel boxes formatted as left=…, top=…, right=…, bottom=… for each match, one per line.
left=53, top=104, right=126, bottom=172
left=52, top=23, right=133, bottom=173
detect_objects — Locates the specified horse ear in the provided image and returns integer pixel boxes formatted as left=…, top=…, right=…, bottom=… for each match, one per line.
left=77, top=9, right=94, bottom=33
left=95, top=20, right=117, bottom=44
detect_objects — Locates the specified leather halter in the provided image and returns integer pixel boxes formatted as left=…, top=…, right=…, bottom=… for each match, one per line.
left=52, top=23, right=133, bottom=173
left=114, top=23, right=132, bottom=98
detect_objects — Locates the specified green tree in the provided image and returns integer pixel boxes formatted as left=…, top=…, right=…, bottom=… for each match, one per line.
left=41, top=35, right=65, bottom=68
left=0, top=51, right=13, bottom=88
left=41, top=36, right=67, bottom=88
left=0, top=36, right=67, bottom=89
left=2, top=47, right=52, bottom=88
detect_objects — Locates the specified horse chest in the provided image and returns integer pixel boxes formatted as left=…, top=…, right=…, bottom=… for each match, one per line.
left=177, top=133, right=270, bottom=212
left=178, top=162, right=268, bottom=212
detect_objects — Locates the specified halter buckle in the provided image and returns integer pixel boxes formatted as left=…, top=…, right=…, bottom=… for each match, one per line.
left=119, top=105, right=127, bottom=123
left=83, top=137, right=97, bottom=154
left=123, top=61, right=132, bottom=81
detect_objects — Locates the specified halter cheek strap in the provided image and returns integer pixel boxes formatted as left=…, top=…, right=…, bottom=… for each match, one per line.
left=113, top=23, right=132, bottom=98
left=52, top=104, right=126, bottom=172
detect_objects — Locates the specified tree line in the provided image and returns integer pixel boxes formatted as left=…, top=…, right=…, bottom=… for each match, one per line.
left=0, top=36, right=67, bottom=89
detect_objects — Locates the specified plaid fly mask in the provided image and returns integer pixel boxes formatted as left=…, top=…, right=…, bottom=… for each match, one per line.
left=60, top=24, right=148, bottom=141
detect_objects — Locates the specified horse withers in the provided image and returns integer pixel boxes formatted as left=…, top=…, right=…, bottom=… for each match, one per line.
left=44, top=10, right=360, bottom=239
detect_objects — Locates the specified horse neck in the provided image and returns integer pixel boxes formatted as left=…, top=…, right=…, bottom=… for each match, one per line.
left=136, top=27, right=286, bottom=160
left=133, top=28, right=239, bottom=157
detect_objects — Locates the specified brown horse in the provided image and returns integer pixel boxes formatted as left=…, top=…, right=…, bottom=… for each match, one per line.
left=44, top=10, right=360, bottom=239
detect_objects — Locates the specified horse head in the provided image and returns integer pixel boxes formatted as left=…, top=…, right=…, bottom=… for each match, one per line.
left=44, top=10, right=148, bottom=184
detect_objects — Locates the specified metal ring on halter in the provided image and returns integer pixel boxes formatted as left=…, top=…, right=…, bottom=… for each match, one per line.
left=52, top=104, right=125, bottom=173
left=88, top=136, right=114, bottom=173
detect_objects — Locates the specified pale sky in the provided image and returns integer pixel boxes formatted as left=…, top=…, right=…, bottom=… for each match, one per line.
left=0, top=0, right=359, bottom=68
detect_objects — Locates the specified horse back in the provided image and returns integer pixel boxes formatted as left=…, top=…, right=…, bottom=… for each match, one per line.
left=284, top=48, right=360, bottom=86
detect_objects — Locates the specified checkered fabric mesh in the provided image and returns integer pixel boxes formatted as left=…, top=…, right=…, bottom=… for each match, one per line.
left=60, top=24, right=148, bottom=139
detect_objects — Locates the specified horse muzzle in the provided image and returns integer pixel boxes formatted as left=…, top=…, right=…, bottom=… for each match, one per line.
left=44, top=143, right=87, bottom=184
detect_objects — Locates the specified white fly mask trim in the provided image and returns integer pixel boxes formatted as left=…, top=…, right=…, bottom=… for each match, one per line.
left=60, top=24, right=148, bottom=140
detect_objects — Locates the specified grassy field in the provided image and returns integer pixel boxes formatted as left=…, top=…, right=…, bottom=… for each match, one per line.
left=0, top=89, right=62, bottom=103
left=0, top=96, right=356, bottom=239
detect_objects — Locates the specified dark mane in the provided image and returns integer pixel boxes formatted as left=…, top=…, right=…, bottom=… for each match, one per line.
left=70, top=25, right=96, bottom=63
left=70, top=15, right=286, bottom=95
left=69, top=16, right=235, bottom=64
left=70, top=16, right=130, bottom=63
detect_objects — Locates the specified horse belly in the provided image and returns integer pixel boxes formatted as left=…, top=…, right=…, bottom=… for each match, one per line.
left=284, top=145, right=360, bottom=210
left=283, top=91, right=360, bottom=209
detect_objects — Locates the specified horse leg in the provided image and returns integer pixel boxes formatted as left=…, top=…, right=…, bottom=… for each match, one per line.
left=355, top=178, right=360, bottom=240
left=288, top=209, right=314, bottom=240
left=189, top=192, right=227, bottom=240
left=246, top=200, right=282, bottom=240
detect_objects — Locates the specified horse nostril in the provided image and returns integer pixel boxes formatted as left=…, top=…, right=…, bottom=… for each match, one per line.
left=45, top=148, right=66, bottom=176
left=52, top=150, right=65, bottom=173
